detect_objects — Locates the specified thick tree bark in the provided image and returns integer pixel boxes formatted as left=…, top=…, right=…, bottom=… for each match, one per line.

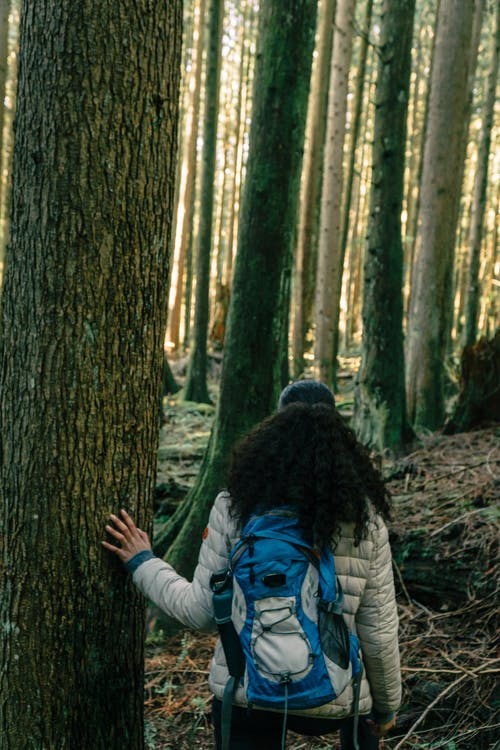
left=406, top=0, right=476, bottom=430
left=314, top=0, right=356, bottom=386
left=184, top=0, right=224, bottom=404
left=0, top=2, right=181, bottom=748
left=161, top=0, right=318, bottom=581
left=353, top=0, right=415, bottom=453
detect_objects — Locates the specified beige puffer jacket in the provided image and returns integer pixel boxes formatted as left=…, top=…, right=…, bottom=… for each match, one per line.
left=133, top=491, right=401, bottom=720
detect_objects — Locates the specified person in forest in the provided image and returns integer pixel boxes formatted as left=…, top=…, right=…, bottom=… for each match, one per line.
left=103, top=380, right=401, bottom=750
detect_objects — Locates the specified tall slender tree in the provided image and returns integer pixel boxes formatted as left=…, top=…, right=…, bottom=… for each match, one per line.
left=339, top=0, right=374, bottom=276
left=402, top=1, right=438, bottom=316
left=343, top=65, right=376, bottom=349
left=156, top=0, right=318, bottom=578
left=184, top=0, right=224, bottom=404
left=224, top=1, right=255, bottom=287
left=291, top=0, right=336, bottom=378
left=168, top=0, right=207, bottom=352
left=353, top=0, right=415, bottom=452
left=314, top=0, right=356, bottom=386
left=406, top=0, right=476, bottom=430
left=0, top=0, right=11, bottom=213
left=464, top=0, right=500, bottom=346
left=0, top=1, right=182, bottom=748
left=0, top=0, right=13, bottom=282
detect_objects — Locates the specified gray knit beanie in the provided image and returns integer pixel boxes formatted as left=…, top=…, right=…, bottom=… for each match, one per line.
left=277, top=380, right=335, bottom=411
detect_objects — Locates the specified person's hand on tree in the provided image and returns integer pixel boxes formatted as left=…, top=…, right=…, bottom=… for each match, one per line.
left=102, top=509, right=152, bottom=564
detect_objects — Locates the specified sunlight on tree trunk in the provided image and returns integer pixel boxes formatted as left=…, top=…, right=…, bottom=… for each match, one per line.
left=292, top=0, right=335, bottom=378
left=184, top=0, right=224, bottom=405
left=406, top=0, right=476, bottom=430
left=463, top=1, right=500, bottom=347
left=314, top=0, right=356, bottom=387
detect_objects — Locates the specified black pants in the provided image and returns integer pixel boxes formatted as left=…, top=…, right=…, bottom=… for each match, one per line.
left=212, top=699, right=380, bottom=750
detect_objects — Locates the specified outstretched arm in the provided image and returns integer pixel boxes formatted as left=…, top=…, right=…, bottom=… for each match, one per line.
left=101, top=492, right=237, bottom=632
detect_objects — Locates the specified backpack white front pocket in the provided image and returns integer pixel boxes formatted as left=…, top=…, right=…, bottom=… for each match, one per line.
left=251, top=596, right=314, bottom=682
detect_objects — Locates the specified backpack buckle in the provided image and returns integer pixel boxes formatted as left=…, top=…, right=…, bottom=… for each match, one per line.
left=210, top=569, right=233, bottom=594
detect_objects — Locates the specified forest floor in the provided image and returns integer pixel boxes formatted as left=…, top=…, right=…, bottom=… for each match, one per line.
left=144, top=359, right=499, bottom=750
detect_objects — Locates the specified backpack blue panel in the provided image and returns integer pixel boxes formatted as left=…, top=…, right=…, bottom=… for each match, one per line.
left=231, top=514, right=349, bottom=710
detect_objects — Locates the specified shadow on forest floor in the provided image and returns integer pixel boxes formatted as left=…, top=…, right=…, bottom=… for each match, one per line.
left=145, top=358, right=499, bottom=750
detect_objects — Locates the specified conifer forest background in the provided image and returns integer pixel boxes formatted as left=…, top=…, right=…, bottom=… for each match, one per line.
left=0, top=1, right=498, bottom=749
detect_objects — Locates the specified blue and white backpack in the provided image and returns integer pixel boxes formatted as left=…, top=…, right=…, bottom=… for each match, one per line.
left=211, top=508, right=362, bottom=750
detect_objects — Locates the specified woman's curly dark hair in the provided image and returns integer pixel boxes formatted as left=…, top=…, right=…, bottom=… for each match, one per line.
left=227, top=403, right=391, bottom=547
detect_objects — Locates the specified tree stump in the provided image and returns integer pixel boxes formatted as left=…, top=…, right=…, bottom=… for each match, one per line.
left=444, top=330, right=500, bottom=434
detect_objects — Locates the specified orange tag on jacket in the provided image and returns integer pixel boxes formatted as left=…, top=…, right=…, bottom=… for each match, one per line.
left=202, top=527, right=209, bottom=541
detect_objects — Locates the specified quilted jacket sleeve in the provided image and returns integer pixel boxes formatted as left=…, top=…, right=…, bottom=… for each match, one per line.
left=355, top=519, right=401, bottom=720
left=131, top=491, right=237, bottom=632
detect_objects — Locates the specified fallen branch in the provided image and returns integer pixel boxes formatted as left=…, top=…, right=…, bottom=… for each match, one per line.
left=392, top=673, right=469, bottom=750
left=429, top=504, right=499, bottom=537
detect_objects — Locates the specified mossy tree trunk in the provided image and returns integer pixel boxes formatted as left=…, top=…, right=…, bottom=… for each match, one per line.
left=0, top=2, right=181, bottom=748
left=184, top=0, right=224, bottom=405
left=353, top=0, right=415, bottom=453
left=161, top=0, right=318, bottom=580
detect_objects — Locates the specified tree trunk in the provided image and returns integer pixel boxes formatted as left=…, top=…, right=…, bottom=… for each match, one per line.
left=403, top=4, right=438, bottom=318
left=313, top=0, right=356, bottom=386
left=168, top=0, right=206, bottom=352
left=0, top=0, right=11, bottom=212
left=183, top=204, right=196, bottom=350
left=339, top=0, right=373, bottom=280
left=0, top=0, right=14, bottom=285
left=161, top=0, right=318, bottom=581
left=224, top=0, right=254, bottom=287
left=353, top=0, right=415, bottom=453
left=463, top=2, right=500, bottom=347
left=0, top=2, right=181, bottom=748
left=444, top=330, right=500, bottom=434
left=183, top=0, right=224, bottom=404
left=344, top=69, right=375, bottom=349
left=482, top=180, right=499, bottom=338
left=406, top=0, right=476, bottom=430
left=162, top=353, right=181, bottom=397
left=291, top=0, right=335, bottom=378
